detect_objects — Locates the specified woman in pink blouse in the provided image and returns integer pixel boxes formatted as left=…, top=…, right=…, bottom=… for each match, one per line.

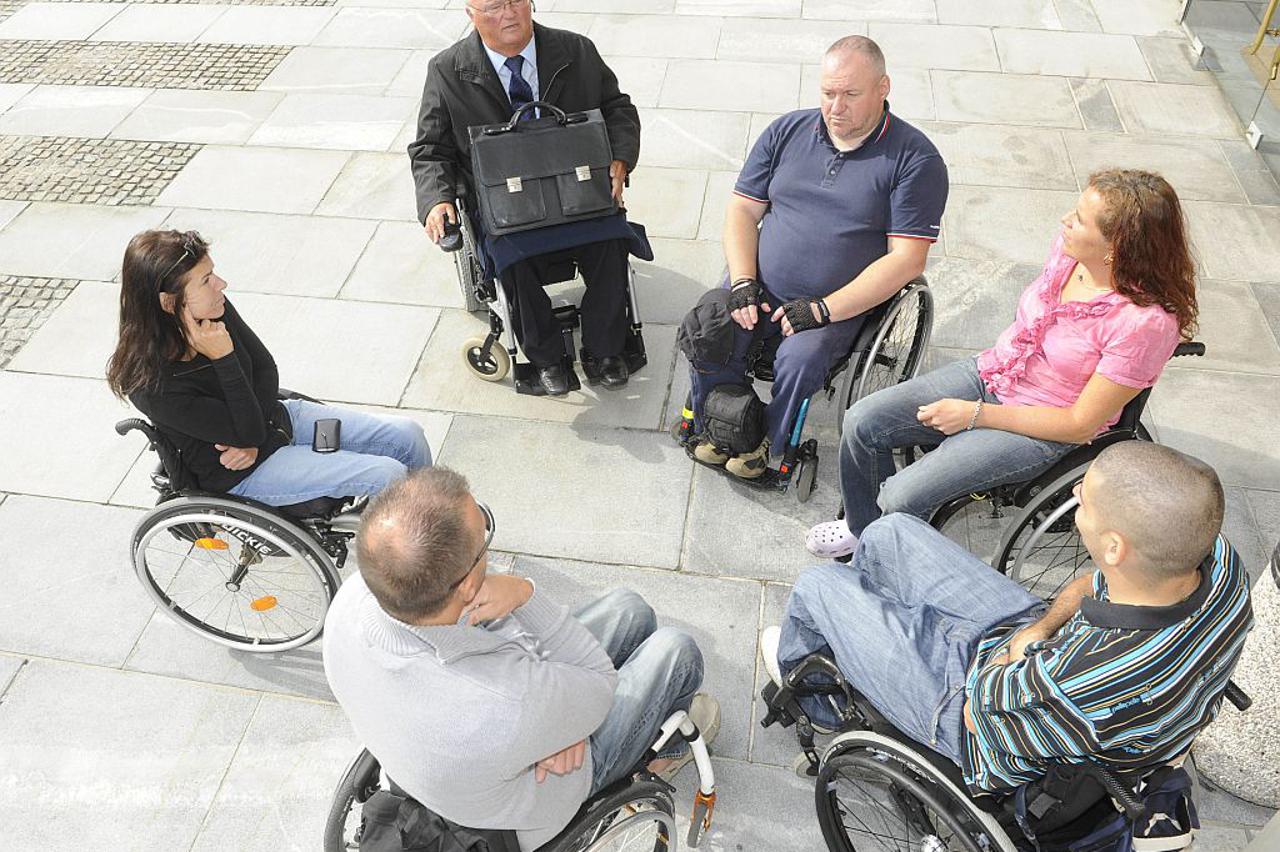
left=807, top=169, right=1197, bottom=557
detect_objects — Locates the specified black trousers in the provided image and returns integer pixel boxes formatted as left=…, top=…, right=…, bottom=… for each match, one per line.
left=498, top=238, right=629, bottom=367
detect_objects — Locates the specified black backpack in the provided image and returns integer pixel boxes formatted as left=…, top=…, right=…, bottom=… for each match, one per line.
left=702, top=383, right=767, bottom=455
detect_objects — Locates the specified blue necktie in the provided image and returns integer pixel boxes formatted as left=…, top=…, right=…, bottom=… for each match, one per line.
left=504, top=55, right=534, bottom=116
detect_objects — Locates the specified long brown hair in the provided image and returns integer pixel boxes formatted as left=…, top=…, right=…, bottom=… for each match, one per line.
left=1088, top=169, right=1198, bottom=339
left=105, top=230, right=210, bottom=398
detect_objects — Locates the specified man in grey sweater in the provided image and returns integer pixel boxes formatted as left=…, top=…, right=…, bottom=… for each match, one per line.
left=323, top=467, right=718, bottom=849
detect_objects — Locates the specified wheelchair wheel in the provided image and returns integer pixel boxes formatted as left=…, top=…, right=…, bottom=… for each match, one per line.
left=930, top=493, right=1010, bottom=565
left=995, top=463, right=1093, bottom=599
left=324, top=749, right=381, bottom=852
left=461, top=335, right=511, bottom=382
left=839, top=283, right=933, bottom=433
left=131, top=496, right=341, bottom=651
left=542, top=778, right=675, bottom=852
left=454, top=227, right=487, bottom=313
left=816, top=732, right=1014, bottom=852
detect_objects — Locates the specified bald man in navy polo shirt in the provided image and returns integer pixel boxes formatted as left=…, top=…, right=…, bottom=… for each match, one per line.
left=687, top=36, right=949, bottom=479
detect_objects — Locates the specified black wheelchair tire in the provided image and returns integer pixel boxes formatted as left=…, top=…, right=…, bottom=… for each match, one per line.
left=323, top=749, right=382, bottom=852
left=816, top=737, right=1003, bottom=852
left=838, top=283, right=933, bottom=435
left=539, top=777, right=675, bottom=852
left=994, top=463, right=1094, bottom=598
left=795, top=449, right=818, bottom=504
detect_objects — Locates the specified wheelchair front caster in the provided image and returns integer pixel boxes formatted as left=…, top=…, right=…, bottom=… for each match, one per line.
left=794, top=441, right=818, bottom=503
left=461, top=336, right=510, bottom=382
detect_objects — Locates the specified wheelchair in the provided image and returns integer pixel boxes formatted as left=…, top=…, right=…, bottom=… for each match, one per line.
left=671, top=276, right=933, bottom=503
left=760, top=653, right=1251, bottom=852
left=912, top=341, right=1206, bottom=599
left=324, top=707, right=718, bottom=852
left=114, top=391, right=360, bottom=652
left=443, top=186, right=649, bottom=396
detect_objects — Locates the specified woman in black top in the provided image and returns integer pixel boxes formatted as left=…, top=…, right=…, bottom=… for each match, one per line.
left=107, top=229, right=430, bottom=505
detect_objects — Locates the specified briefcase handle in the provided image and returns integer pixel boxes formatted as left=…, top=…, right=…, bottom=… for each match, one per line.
left=485, top=101, right=589, bottom=135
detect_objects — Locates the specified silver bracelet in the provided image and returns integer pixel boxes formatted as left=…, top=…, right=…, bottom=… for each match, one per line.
left=966, top=399, right=984, bottom=431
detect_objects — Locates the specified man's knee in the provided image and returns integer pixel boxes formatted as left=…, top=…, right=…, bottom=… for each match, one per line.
left=648, top=627, right=703, bottom=683
left=359, top=456, right=410, bottom=494
left=391, top=418, right=431, bottom=468
left=600, top=588, right=656, bottom=636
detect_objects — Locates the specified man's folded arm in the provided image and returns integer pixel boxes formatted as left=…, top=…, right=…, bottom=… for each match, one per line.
left=967, top=655, right=1099, bottom=762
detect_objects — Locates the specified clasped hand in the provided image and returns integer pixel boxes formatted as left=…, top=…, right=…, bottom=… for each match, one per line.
left=917, top=398, right=976, bottom=435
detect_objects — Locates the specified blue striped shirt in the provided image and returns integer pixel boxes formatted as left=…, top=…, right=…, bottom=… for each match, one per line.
left=962, top=536, right=1253, bottom=792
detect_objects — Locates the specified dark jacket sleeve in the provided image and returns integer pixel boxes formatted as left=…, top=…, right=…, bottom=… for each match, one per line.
left=588, top=41, right=640, bottom=171
left=222, top=302, right=280, bottom=414
left=142, top=357, right=269, bottom=448
left=409, top=56, right=460, bottom=225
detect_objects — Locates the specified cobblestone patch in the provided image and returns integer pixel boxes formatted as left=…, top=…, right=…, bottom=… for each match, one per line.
left=0, top=136, right=199, bottom=205
left=0, top=0, right=22, bottom=22
left=0, top=276, right=79, bottom=369
left=0, top=41, right=292, bottom=91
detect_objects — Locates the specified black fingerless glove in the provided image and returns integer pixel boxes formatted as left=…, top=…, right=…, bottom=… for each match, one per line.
left=727, top=278, right=762, bottom=312
left=781, top=299, right=830, bottom=333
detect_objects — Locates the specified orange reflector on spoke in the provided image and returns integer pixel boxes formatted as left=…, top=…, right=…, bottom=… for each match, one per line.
left=250, top=596, right=278, bottom=612
left=194, top=537, right=229, bottom=550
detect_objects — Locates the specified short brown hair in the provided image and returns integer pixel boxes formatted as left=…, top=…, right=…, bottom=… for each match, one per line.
left=357, top=466, right=478, bottom=622
left=1090, top=442, right=1223, bottom=577
left=825, top=35, right=886, bottom=76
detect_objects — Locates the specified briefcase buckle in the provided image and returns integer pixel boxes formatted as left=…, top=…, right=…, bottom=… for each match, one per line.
left=575, top=165, right=591, bottom=182
left=506, top=176, right=523, bottom=193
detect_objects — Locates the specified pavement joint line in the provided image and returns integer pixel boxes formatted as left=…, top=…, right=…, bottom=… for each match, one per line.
left=185, top=693, right=265, bottom=852
left=393, top=306, right=440, bottom=409
left=0, top=655, right=29, bottom=704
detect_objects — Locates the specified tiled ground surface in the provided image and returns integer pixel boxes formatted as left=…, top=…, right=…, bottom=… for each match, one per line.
left=0, top=0, right=1277, bottom=849
left=0, top=135, right=198, bottom=203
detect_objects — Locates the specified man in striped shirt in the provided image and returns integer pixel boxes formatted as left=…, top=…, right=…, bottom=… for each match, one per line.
left=763, top=441, right=1253, bottom=793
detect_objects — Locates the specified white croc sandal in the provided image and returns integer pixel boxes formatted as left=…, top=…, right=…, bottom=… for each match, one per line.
left=805, top=519, right=858, bottom=558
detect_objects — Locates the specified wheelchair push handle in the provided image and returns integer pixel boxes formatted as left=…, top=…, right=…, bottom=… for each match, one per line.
left=438, top=219, right=463, bottom=253
left=1172, top=341, right=1205, bottom=358
left=115, top=418, right=161, bottom=446
left=1224, top=679, right=1251, bottom=711
left=1083, top=762, right=1145, bottom=821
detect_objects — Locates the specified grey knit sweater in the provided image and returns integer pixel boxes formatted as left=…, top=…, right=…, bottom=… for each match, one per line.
left=323, top=574, right=618, bottom=850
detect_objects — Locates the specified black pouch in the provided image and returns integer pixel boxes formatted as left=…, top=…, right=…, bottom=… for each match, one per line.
left=703, top=383, right=767, bottom=455
left=358, top=790, right=519, bottom=852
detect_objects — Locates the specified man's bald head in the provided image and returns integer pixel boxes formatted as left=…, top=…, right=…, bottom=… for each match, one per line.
left=1087, top=442, right=1223, bottom=577
left=357, top=466, right=477, bottom=622
left=825, top=35, right=886, bottom=77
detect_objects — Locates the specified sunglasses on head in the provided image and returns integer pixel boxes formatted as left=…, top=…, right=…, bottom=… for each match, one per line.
left=447, top=501, right=495, bottom=591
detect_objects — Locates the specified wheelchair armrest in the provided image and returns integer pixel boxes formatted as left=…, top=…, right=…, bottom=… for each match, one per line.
left=277, top=388, right=322, bottom=403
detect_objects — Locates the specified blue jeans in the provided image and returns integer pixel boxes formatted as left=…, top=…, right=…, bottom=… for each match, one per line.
left=779, top=514, right=1044, bottom=762
left=839, top=357, right=1075, bottom=536
left=229, top=399, right=431, bottom=506
left=690, top=307, right=865, bottom=454
left=574, top=590, right=703, bottom=793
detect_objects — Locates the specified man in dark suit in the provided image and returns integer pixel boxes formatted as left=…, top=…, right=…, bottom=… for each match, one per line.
left=409, top=0, right=641, bottom=395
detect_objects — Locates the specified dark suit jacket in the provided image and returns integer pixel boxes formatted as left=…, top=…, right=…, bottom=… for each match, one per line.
left=408, top=23, right=642, bottom=225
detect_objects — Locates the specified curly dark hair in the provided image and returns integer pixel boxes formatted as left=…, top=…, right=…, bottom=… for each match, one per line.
left=106, top=229, right=210, bottom=398
left=1088, top=169, right=1198, bottom=340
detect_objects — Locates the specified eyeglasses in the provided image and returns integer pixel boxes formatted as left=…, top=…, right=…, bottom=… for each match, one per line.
left=160, top=230, right=203, bottom=286
left=447, top=501, right=495, bottom=591
left=468, top=0, right=529, bottom=16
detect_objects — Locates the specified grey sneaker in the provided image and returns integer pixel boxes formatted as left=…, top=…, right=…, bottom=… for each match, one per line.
left=726, top=437, right=770, bottom=479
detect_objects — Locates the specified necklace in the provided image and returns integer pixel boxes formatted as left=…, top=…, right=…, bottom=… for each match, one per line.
left=1074, top=270, right=1112, bottom=292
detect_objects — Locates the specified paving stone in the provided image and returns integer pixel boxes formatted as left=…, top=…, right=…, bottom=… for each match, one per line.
left=802, top=0, right=935, bottom=23
left=401, top=308, right=679, bottom=429
left=1252, top=281, right=1280, bottom=348
left=0, top=82, right=34, bottom=113
left=636, top=106, right=750, bottom=171
left=339, top=219, right=464, bottom=307
left=515, top=554, right=763, bottom=762
left=1196, top=781, right=1277, bottom=827
left=1219, top=138, right=1280, bottom=206
left=1063, top=132, right=1244, bottom=202
left=314, top=150, right=418, bottom=221
left=0, top=135, right=197, bottom=205
left=0, top=201, right=170, bottom=280
left=696, top=169, right=736, bottom=241
left=89, top=3, right=228, bottom=42
left=162, top=207, right=377, bottom=298
left=0, top=655, right=23, bottom=696
left=0, top=495, right=156, bottom=665
left=942, top=185, right=1077, bottom=266
left=869, top=22, right=1001, bottom=72
left=1091, top=0, right=1186, bottom=36
left=1138, top=36, right=1218, bottom=85
left=631, top=236, right=724, bottom=324
left=0, top=40, right=291, bottom=90
left=1069, top=78, right=1125, bottom=132
left=623, top=165, right=707, bottom=239
left=1244, top=488, right=1280, bottom=559
left=1187, top=279, right=1280, bottom=375
left=0, top=0, right=22, bottom=22
left=0, top=84, right=151, bottom=137
left=588, top=13, right=721, bottom=59
left=919, top=121, right=1076, bottom=190
left=1146, top=368, right=1280, bottom=488
left=659, top=59, right=800, bottom=112
left=555, top=0, right=672, bottom=11
left=935, top=0, right=1062, bottom=28
left=932, top=70, right=1080, bottom=128
left=435, top=415, right=693, bottom=569
left=0, top=273, right=79, bottom=368
left=53, top=0, right=334, bottom=5
left=1109, top=80, right=1243, bottom=138
left=382, top=46, right=437, bottom=97
left=668, top=757, right=825, bottom=851
left=1185, top=0, right=1263, bottom=33
left=1190, top=825, right=1256, bottom=851
left=249, top=92, right=416, bottom=151
left=188, top=695, right=360, bottom=852
left=0, top=1, right=122, bottom=39
left=1052, top=0, right=1103, bottom=32
left=310, top=6, right=464, bottom=48
left=925, top=255, right=1042, bottom=350
left=111, top=89, right=283, bottom=144
left=995, top=28, right=1152, bottom=79
left=260, top=45, right=411, bottom=95
left=676, top=0, right=799, bottom=16
left=0, top=659, right=259, bottom=851
left=598, top=54, right=666, bottom=107
left=196, top=4, right=337, bottom=45
left=232, top=291, right=436, bottom=405
left=7, top=279, right=116, bottom=375
left=716, top=17, right=864, bottom=63
left=1184, top=201, right=1280, bottom=281
left=156, top=145, right=350, bottom=215
left=1222, top=486, right=1269, bottom=579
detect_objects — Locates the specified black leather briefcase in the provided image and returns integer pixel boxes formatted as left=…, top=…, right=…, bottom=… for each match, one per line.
left=468, top=101, right=618, bottom=237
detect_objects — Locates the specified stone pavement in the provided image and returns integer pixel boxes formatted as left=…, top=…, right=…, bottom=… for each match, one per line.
left=0, top=0, right=1278, bottom=849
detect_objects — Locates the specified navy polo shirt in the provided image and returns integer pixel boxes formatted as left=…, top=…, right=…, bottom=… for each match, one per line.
left=734, top=104, right=948, bottom=302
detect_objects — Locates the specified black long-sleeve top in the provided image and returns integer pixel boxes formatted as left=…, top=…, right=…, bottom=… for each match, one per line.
left=130, top=300, right=290, bottom=493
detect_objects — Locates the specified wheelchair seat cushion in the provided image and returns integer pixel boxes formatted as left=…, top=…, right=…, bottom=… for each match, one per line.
left=276, top=495, right=348, bottom=520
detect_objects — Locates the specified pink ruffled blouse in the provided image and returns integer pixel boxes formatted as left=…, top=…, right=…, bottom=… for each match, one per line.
left=977, top=234, right=1180, bottom=434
